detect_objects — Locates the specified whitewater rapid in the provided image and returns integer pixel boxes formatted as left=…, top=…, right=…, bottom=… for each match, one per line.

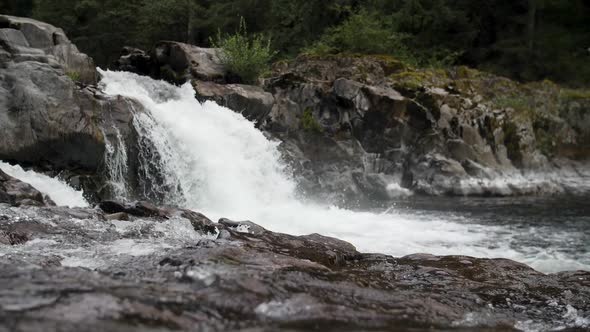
left=98, top=70, right=589, bottom=273
left=0, top=161, right=88, bottom=207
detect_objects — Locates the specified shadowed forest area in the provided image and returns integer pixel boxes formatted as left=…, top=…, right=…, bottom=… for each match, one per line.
left=2, top=0, right=589, bottom=86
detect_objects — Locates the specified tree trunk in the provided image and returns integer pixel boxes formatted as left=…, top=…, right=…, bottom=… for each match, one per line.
left=527, top=0, right=537, bottom=54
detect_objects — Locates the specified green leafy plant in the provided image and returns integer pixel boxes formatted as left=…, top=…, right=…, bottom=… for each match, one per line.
left=211, top=17, right=276, bottom=84
left=301, top=108, right=324, bottom=133
left=66, top=70, right=81, bottom=82
left=304, top=9, right=410, bottom=57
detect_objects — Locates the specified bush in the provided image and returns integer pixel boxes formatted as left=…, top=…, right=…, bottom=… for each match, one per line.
left=305, top=9, right=410, bottom=57
left=211, top=17, right=276, bottom=84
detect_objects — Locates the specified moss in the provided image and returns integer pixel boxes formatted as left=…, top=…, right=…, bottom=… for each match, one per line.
left=367, top=54, right=407, bottom=75
left=390, top=68, right=450, bottom=91
left=559, top=88, right=590, bottom=100
left=300, top=107, right=324, bottom=133
left=492, top=95, right=531, bottom=113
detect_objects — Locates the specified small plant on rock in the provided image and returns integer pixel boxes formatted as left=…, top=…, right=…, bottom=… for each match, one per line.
left=211, top=17, right=276, bottom=84
left=66, top=70, right=81, bottom=82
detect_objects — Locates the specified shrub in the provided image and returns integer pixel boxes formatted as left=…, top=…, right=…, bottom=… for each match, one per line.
left=305, top=9, right=410, bottom=57
left=211, top=17, right=276, bottom=84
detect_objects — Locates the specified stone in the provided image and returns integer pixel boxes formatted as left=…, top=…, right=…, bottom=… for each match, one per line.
left=0, top=168, right=54, bottom=207
left=194, top=81, right=274, bottom=124
left=0, top=204, right=588, bottom=331
left=104, top=212, right=129, bottom=221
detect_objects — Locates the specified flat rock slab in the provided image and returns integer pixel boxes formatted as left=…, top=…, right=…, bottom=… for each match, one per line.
left=0, top=205, right=588, bottom=331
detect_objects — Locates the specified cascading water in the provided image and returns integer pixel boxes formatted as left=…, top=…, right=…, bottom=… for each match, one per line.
left=103, top=126, right=130, bottom=198
left=98, top=70, right=589, bottom=273
left=0, top=161, right=89, bottom=207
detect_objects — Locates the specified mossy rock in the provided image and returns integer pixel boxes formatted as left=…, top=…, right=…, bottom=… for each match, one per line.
left=389, top=68, right=450, bottom=91
left=300, top=107, right=324, bottom=133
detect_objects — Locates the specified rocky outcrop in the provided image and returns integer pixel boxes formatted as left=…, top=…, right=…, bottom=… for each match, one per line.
left=0, top=15, right=148, bottom=202
left=260, top=55, right=590, bottom=201
left=0, top=203, right=588, bottom=331
left=0, top=168, right=54, bottom=207
left=193, top=80, right=274, bottom=124
left=115, top=44, right=590, bottom=202
left=113, top=42, right=228, bottom=84
left=0, top=15, right=96, bottom=85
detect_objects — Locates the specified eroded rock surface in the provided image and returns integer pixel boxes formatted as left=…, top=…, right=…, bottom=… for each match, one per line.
left=0, top=203, right=588, bottom=331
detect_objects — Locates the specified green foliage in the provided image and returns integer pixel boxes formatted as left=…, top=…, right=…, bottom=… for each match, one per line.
left=211, top=17, right=276, bottom=84
left=301, top=108, right=323, bottom=133
left=18, top=0, right=590, bottom=86
left=0, top=0, right=33, bottom=16
left=304, top=9, right=414, bottom=64
left=493, top=95, right=532, bottom=113
left=66, top=70, right=80, bottom=82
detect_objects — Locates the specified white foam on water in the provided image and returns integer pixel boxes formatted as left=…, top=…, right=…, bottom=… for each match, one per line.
left=98, top=70, right=590, bottom=273
left=0, top=161, right=89, bottom=207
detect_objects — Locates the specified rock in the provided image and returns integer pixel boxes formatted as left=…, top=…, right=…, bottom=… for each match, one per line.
left=104, top=212, right=129, bottom=221
left=180, top=210, right=217, bottom=235
left=0, top=204, right=588, bottom=331
left=218, top=218, right=267, bottom=235
left=0, top=168, right=54, bottom=207
left=194, top=81, right=274, bottom=124
left=111, top=47, right=152, bottom=76
left=0, top=15, right=96, bottom=85
left=113, top=42, right=227, bottom=84
left=99, top=201, right=168, bottom=218
left=99, top=200, right=217, bottom=235
left=0, top=15, right=148, bottom=202
left=260, top=55, right=590, bottom=200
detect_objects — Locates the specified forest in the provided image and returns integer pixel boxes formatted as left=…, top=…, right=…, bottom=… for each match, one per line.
left=1, top=0, right=589, bottom=86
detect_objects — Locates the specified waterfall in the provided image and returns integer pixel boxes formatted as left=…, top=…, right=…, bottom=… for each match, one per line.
left=103, top=126, right=130, bottom=198
left=97, top=70, right=589, bottom=273
left=0, top=161, right=89, bottom=207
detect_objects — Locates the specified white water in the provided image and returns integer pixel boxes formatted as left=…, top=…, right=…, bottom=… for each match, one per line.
left=98, top=70, right=588, bottom=273
left=0, top=161, right=89, bottom=207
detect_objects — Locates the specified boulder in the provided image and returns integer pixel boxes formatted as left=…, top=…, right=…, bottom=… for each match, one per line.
left=194, top=81, right=274, bottom=124
left=0, top=168, right=55, bottom=207
left=113, top=42, right=227, bottom=84
left=0, top=15, right=147, bottom=202
left=0, top=15, right=96, bottom=85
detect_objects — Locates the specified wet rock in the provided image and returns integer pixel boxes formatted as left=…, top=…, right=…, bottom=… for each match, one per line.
left=0, top=16, right=147, bottom=202
left=99, top=200, right=168, bottom=218
left=99, top=200, right=217, bottom=235
left=0, top=168, right=54, bottom=207
left=104, top=212, right=129, bottom=221
left=194, top=81, right=274, bottom=124
left=218, top=218, right=267, bottom=235
left=0, top=205, right=588, bottom=331
left=180, top=210, right=217, bottom=235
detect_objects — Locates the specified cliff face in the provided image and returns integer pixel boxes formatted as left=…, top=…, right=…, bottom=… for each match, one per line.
left=0, top=15, right=146, bottom=201
left=262, top=55, right=590, bottom=201
left=116, top=43, right=590, bottom=204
